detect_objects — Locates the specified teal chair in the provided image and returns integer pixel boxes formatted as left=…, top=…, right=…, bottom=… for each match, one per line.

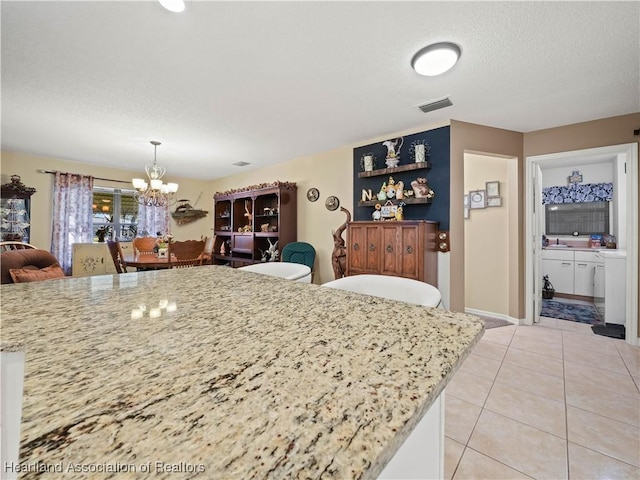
left=281, top=242, right=316, bottom=276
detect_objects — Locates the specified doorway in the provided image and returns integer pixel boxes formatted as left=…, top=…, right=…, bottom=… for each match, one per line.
left=525, top=143, right=638, bottom=345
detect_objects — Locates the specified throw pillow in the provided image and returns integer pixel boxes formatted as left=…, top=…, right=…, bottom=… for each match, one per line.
left=9, top=265, right=65, bottom=284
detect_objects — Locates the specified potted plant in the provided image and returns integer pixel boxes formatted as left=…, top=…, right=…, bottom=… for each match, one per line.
left=542, top=275, right=555, bottom=299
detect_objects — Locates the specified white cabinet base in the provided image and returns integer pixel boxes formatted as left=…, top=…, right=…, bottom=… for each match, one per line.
left=378, top=390, right=444, bottom=479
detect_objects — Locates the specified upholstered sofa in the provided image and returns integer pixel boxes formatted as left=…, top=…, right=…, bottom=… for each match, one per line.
left=0, top=249, right=65, bottom=284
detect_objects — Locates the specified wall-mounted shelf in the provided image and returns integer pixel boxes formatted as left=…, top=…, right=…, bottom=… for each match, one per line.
left=357, top=161, right=430, bottom=178
left=358, top=197, right=433, bottom=207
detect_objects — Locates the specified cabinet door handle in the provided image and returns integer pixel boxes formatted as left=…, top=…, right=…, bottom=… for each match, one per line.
left=406, top=246, right=413, bottom=254
left=353, top=243, right=359, bottom=251
left=369, top=243, right=376, bottom=252
left=561, top=262, right=572, bottom=266
left=577, top=263, right=588, bottom=267
left=386, top=244, right=393, bottom=253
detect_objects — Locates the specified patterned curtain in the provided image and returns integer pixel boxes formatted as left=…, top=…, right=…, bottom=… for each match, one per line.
left=51, top=172, right=94, bottom=274
left=542, top=182, right=613, bottom=205
left=137, top=203, right=170, bottom=238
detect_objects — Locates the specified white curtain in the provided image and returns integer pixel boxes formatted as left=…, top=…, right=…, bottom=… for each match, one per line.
left=51, top=172, right=94, bottom=274
left=137, top=203, right=170, bottom=238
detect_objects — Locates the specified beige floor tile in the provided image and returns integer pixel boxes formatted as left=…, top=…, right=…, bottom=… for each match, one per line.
left=444, top=437, right=465, bottom=480
left=484, top=382, right=566, bottom=438
left=446, top=371, right=493, bottom=408
left=453, top=447, right=533, bottom=480
left=618, top=346, right=640, bottom=377
left=555, top=318, right=595, bottom=334
left=562, top=330, right=620, bottom=357
left=537, top=317, right=558, bottom=329
left=445, top=395, right=482, bottom=445
left=563, top=344, right=629, bottom=375
left=515, top=324, right=563, bottom=343
left=566, top=379, right=640, bottom=427
left=569, top=442, right=640, bottom=480
left=468, top=410, right=568, bottom=479
left=567, top=406, right=640, bottom=468
left=495, top=362, right=565, bottom=402
left=457, top=353, right=502, bottom=381
left=481, top=328, right=515, bottom=347
left=564, top=360, right=640, bottom=398
left=469, top=340, right=507, bottom=362
left=503, top=346, right=564, bottom=378
left=509, top=335, right=564, bottom=358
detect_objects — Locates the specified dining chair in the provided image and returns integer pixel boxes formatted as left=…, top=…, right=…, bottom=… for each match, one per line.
left=0, top=241, right=37, bottom=253
left=168, top=240, right=205, bottom=268
left=106, top=239, right=128, bottom=274
left=200, top=235, right=215, bottom=265
left=281, top=241, right=316, bottom=275
left=322, top=274, right=442, bottom=308
left=132, top=237, right=157, bottom=255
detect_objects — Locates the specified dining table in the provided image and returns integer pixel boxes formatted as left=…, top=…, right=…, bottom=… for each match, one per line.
left=1, top=266, right=483, bottom=479
left=123, top=253, right=171, bottom=270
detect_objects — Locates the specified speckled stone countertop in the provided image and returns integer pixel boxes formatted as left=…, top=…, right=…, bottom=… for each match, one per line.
left=1, top=266, right=483, bottom=479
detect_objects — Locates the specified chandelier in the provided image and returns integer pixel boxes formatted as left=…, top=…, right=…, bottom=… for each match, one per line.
left=132, top=141, right=179, bottom=207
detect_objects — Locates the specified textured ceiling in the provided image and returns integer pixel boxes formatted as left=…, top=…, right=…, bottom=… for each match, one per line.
left=1, top=1, right=639, bottom=180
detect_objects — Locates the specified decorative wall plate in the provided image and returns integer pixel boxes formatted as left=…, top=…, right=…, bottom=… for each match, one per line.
left=325, top=196, right=340, bottom=211
left=307, top=187, right=320, bottom=202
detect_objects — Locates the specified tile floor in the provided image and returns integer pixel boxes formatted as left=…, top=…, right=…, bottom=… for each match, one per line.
left=445, top=318, right=640, bottom=479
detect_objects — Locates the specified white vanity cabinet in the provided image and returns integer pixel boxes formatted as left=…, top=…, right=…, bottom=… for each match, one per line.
left=541, top=249, right=604, bottom=297
left=574, top=251, right=602, bottom=297
left=541, top=249, right=574, bottom=294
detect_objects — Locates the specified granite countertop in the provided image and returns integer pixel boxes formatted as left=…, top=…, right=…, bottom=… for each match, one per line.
left=1, top=266, right=483, bottom=479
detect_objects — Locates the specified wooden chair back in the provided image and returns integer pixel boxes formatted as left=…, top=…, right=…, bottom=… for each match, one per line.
left=200, top=235, right=216, bottom=265
left=0, top=241, right=37, bottom=253
left=106, top=239, right=128, bottom=274
left=169, top=240, right=205, bottom=268
left=133, top=237, right=157, bottom=255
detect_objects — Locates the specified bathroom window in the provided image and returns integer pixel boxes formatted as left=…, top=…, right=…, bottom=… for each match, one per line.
left=545, top=201, right=610, bottom=236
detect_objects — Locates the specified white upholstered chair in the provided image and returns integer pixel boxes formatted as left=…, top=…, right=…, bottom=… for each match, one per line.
left=239, top=262, right=312, bottom=283
left=322, top=274, right=442, bottom=308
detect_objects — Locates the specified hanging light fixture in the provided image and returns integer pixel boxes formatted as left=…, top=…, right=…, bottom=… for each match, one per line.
left=132, top=141, right=179, bottom=207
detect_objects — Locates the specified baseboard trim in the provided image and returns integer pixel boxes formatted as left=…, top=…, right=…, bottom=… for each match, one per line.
left=464, top=308, right=520, bottom=325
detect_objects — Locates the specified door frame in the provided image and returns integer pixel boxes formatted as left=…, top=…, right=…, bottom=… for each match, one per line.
left=524, top=143, right=638, bottom=345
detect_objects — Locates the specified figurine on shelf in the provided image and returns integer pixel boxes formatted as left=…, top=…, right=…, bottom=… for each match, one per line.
left=372, top=203, right=382, bottom=221
left=411, top=177, right=435, bottom=199
left=377, top=182, right=388, bottom=201
left=261, top=238, right=279, bottom=262
left=395, top=180, right=404, bottom=199
left=383, top=137, right=403, bottom=167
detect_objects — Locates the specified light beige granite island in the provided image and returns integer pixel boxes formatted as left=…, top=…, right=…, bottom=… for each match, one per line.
left=1, top=266, right=483, bottom=479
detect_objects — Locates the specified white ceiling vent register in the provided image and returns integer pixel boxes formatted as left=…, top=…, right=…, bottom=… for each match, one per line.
left=418, top=97, right=453, bottom=114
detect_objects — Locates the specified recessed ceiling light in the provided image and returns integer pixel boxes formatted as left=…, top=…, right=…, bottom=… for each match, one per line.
left=158, top=0, right=185, bottom=13
left=411, top=42, right=461, bottom=77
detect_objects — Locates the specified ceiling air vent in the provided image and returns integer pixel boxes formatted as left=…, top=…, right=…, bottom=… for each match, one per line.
left=232, top=161, right=250, bottom=167
left=417, top=97, right=452, bottom=114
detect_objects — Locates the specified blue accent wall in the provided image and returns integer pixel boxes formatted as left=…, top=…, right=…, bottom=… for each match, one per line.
left=353, top=125, right=450, bottom=229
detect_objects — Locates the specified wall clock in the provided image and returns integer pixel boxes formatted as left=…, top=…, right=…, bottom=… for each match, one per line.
left=306, top=188, right=320, bottom=202
left=325, top=196, right=340, bottom=211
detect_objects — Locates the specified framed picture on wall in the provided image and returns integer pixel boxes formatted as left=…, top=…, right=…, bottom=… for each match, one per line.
left=464, top=207, right=470, bottom=219
left=486, top=181, right=500, bottom=198
left=463, top=194, right=469, bottom=208
left=469, top=190, right=486, bottom=209
left=487, top=197, right=502, bottom=207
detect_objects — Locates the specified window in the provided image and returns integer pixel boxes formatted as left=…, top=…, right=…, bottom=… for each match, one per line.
left=545, top=201, right=610, bottom=236
left=92, top=188, right=138, bottom=241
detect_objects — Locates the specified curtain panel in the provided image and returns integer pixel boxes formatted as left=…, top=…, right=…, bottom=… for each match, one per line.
left=51, top=172, right=94, bottom=274
left=541, top=182, right=613, bottom=205
left=137, top=203, right=170, bottom=238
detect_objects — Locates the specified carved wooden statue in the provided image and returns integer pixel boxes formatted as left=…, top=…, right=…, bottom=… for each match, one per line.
left=331, top=206, right=351, bottom=279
